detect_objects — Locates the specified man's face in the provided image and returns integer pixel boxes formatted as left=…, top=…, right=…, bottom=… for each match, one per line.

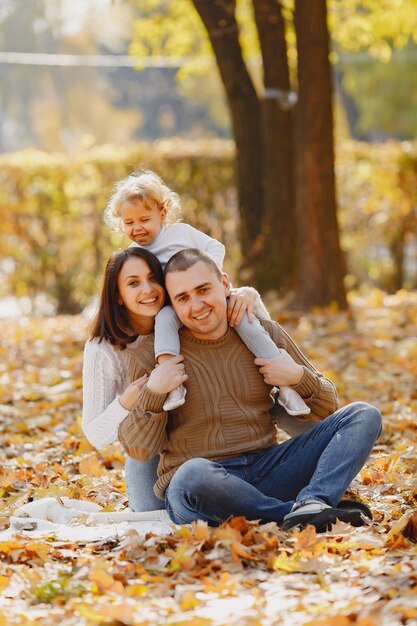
left=166, top=261, right=230, bottom=341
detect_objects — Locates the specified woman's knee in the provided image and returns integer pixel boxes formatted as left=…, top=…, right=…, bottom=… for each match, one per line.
left=125, top=455, right=163, bottom=512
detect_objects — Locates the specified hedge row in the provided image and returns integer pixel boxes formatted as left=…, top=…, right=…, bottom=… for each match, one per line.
left=0, top=138, right=416, bottom=313
left=0, top=139, right=238, bottom=313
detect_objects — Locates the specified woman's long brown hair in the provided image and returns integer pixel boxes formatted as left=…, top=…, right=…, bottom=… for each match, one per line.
left=89, top=247, right=165, bottom=349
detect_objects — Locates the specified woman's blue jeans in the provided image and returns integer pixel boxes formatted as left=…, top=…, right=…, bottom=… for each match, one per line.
left=165, top=402, right=382, bottom=526
left=125, top=455, right=165, bottom=511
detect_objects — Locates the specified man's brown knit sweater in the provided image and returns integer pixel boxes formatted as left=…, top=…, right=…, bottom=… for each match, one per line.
left=118, top=320, right=338, bottom=500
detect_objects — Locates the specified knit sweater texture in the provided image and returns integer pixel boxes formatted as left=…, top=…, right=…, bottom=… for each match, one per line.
left=82, top=291, right=269, bottom=449
left=118, top=320, right=338, bottom=500
left=82, top=334, right=156, bottom=448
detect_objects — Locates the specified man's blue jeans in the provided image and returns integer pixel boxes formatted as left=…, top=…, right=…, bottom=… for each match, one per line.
left=165, top=402, right=382, bottom=525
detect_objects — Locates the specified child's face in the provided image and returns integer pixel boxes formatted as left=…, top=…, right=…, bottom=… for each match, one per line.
left=119, top=199, right=166, bottom=246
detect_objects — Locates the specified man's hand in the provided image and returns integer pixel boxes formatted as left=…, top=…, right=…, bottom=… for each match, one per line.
left=255, top=352, right=304, bottom=386
left=228, top=287, right=257, bottom=327
left=119, top=374, right=149, bottom=410
left=147, top=355, right=188, bottom=395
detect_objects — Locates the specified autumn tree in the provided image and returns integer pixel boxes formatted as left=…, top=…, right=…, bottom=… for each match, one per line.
left=191, top=0, right=297, bottom=295
left=293, top=0, right=346, bottom=308
left=252, top=0, right=296, bottom=293
left=129, top=0, right=344, bottom=307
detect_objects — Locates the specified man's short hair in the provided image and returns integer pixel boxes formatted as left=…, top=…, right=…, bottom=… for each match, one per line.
left=164, top=248, right=222, bottom=279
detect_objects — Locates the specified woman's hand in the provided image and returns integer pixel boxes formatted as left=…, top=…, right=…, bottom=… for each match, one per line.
left=147, top=355, right=188, bottom=395
left=119, top=374, right=149, bottom=410
left=227, top=287, right=257, bottom=327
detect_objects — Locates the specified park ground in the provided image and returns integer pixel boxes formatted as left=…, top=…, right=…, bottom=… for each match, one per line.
left=0, top=289, right=417, bottom=626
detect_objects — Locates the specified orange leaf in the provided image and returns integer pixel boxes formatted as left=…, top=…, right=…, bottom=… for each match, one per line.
left=192, top=520, right=210, bottom=541
left=201, top=572, right=237, bottom=594
left=89, top=568, right=124, bottom=594
left=292, top=525, right=322, bottom=556
left=385, top=510, right=413, bottom=542
left=78, top=454, right=107, bottom=477
left=230, top=542, right=260, bottom=561
left=213, top=523, right=242, bottom=544
left=180, top=590, right=201, bottom=611
left=306, top=617, right=351, bottom=626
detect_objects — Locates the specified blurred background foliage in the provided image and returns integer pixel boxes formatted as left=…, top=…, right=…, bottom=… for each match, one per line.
left=0, top=141, right=238, bottom=313
left=0, top=138, right=416, bottom=314
left=1, top=0, right=417, bottom=152
left=0, top=0, right=417, bottom=313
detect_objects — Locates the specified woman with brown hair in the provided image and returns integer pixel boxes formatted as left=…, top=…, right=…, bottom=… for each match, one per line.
left=82, top=247, right=183, bottom=510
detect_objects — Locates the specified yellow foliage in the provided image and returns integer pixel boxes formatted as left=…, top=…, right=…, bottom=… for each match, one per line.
left=180, top=590, right=201, bottom=611
left=0, top=575, right=9, bottom=589
left=1, top=295, right=417, bottom=625
left=270, top=552, right=300, bottom=573
left=0, top=141, right=239, bottom=313
left=89, top=569, right=124, bottom=595
left=78, top=454, right=107, bottom=477
left=77, top=602, right=135, bottom=623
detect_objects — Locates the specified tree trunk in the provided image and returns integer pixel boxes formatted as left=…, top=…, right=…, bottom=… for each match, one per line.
left=252, top=0, right=297, bottom=293
left=192, top=0, right=264, bottom=277
left=389, top=228, right=405, bottom=293
left=294, top=0, right=347, bottom=308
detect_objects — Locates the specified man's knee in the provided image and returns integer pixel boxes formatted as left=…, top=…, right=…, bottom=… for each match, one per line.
left=169, top=458, right=214, bottom=495
left=346, top=401, right=382, bottom=438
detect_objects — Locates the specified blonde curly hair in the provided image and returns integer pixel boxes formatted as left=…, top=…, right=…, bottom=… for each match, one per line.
left=104, top=169, right=182, bottom=233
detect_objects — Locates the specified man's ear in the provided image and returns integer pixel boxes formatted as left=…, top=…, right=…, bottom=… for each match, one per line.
left=160, top=207, right=167, bottom=224
left=222, top=273, right=231, bottom=296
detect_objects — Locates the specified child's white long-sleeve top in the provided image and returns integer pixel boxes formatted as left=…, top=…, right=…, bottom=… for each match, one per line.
left=131, top=223, right=225, bottom=269
left=82, top=335, right=152, bottom=449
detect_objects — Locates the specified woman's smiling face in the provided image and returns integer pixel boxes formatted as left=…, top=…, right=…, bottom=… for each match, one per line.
left=117, top=256, right=166, bottom=329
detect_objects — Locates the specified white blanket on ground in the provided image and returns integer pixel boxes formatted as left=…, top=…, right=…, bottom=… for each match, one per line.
left=0, top=497, right=174, bottom=542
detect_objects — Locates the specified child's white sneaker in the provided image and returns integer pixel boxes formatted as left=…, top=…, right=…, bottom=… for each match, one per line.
left=163, top=384, right=187, bottom=411
left=276, top=386, right=311, bottom=416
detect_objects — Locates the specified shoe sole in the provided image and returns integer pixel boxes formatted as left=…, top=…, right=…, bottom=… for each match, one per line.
left=282, top=506, right=368, bottom=533
left=338, top=499, right=373, bottom=520
left=277, top=398, right=311, bottom=416
left=163, top=397, right=186, bottom=411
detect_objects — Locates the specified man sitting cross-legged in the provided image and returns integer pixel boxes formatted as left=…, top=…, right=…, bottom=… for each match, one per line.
left=118, top=248, right=381, bottom=532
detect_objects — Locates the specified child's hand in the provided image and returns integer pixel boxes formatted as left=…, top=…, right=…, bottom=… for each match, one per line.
left=147, top=355, right=188, bottom=395
left=228, top=287, right=257, bottom=326
left=119, top=374, right=149, bottom=410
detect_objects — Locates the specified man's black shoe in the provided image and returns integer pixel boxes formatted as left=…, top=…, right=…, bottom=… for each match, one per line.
left=338, top=499, right=373, bottom=520
left=282, top=499, right=372, bottom=533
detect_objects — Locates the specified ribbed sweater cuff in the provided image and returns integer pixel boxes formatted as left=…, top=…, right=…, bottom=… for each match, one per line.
left=115, top=395, right=131, bottom=418
left=292, top=367, right=317, bottom=399
left=140, top=386, right=166, bottom=413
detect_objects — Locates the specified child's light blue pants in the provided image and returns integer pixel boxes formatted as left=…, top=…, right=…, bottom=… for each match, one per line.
left=154, top=304, right=281, bottom=359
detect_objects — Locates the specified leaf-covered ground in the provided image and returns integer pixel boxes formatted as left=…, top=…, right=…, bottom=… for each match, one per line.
left=1, top=290, right=417, bottom=626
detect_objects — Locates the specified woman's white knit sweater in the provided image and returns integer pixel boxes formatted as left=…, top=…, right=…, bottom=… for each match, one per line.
left=82, top=335, right=154, bottom=448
